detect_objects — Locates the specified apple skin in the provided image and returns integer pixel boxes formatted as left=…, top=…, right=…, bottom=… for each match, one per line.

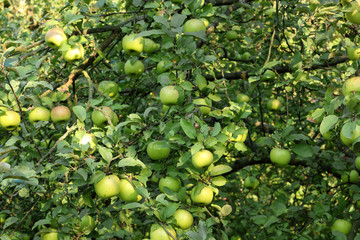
left=270, top=148, right=291, bottom=167
left=192, top=149, right=213, bottom=169
left=159, top=85, right=184, bottom=105
left=200, top=18, right=209, bottom=28
left=150, top=224, right=176, bottom=240
left=41, top=228, right=58, bottom=240
left=267, top=99, right=282, bottom=111
left=79, top=214, right=95, bottom=235
left=45, top=28, right=67, bottom=49
left=122, top=34, right=144, bottom=54
left=355, top=157, right=360, bottom=171
left=51, top=106, right=71, bottom=124
left=157, top=60, right=173, bottom=74
left=331, top=219, right=352, bottom=236
left=143, top=38, right=160, bottom=54
left=343, top=77, right=360, bottom=96
left=118, top=179, right=141, bottom=202
left=91, top=106, right=119, bottom=128
left=62, top=43, right=84, bottom=62
left=193, top=98, right=212, bottom=115
left=347, top=47, right=360, bottom=61
left=159, top=176, right=181, bottom=193
left=124, top=59, right=144, bottom=77
left=226, top=30, right=238, bottom=41
left=345, top=2, right=360, bottom=25
left=183, top=19, right=206, bottom=33
left=191, top=186, right=213, bottom=205
left=174, top=209, right=193, bottom=229
left=261, top=69, right=276, bottom=81
left=236, top=93, right=250, bottom=103
left=350, top=170, right=359, bottom=183
left=147, top=140, right=171, bottom=160
left=0, top=111, right=21, bottom=130
left=340, top=124, right=360, bottom=146
left=244, top=176, right=259, bottom=189
left=29, top=107, right=51, bottom=123
left=98, top=81, right=120, bottom=99
left=94, top=175, right=121, bottom=198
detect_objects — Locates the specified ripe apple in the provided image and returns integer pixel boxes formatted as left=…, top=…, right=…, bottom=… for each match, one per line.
left=0, top=111, right=21, bottom=130
left=29, top=107, right=51, bottom=123
left=150, top=224, right=176, bottom=240
left=350, top=170, right=359, bottom=183
left=267, top=99, right=282, bottom=111
left=122, top=34, right=144, bottom=54
left=183, top=19, right=206, bottom=33
left=355, top=157, right=360, bottom=171
left=159, top=176, right=181, bottom=193
left=157, top=60, right=173, bottom=74
left=331, top=219, right=352, bottom=236
left=192, top=149, right=213, bottom=168
left=94, top=174, right=121, bottom=198
left=91, top=106, right=119, bottom=128
left=147, top=140, right=171, bottom=160
left=79, top=214, right=95, bottom=235
left=174, top=209, right=193, bottom=229
left=160, top=85, right=184, bottom=105
left=124, top=59, right=144, bottom=77
left=62, top=43, right=84, bottom=62
left=345, top=2, right=360, bottom=25
left=51, top=106, right=71, bottom=124
left=261, top=69, right=276, bottom=81
left=45, top=28, right=67, bottom=49
left=236, top=93, right=250, bottom=103
left=244, top=176, right=259, bottom=189
left=226, top=30, right=238, bottom=41
left=118, top=179, right=141, bottom=202
left=98, top=81, right=120, bottom=99
left=193, top=98, right=212, bottom=115
left=143, top=38, right=160, bottom=54
left=342, top=77, right=360, bottom=96
left=191, top=185, right=213, bottom=205
left=340, top=124, right=360, bottom=146
left=41, top=228, right=58, bottom=240
left=270, top=148, right=291, bottom=167
left=347, top=47, right=360, bottom=61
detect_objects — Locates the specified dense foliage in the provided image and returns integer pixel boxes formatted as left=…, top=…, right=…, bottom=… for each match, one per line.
left=2, top=0, right=360, bottom=239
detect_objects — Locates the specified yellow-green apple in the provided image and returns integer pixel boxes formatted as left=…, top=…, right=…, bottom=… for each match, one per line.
left=345, top=2, right=360, bottom=25
left=147, top=140, right=171, bottom=160
left=41, top=228, right=59, bottom=240
left=174, top=209, right=193, bottom=229
left=267, top=99, right=282, bottom=111
left=347, top=47, right=360, bottom=61
left=331, top=219, right=352, bottom=236
left=159, top=176, right=181, bottom=193
left=124, top=59, right=144, bottom=77
left=62, top=43, right=84, bottom=62
left=79, top=214, right=95, bottom=235
left=51, top=106, right=71, bottom=124
left=183, top=19, right=206, bottom=33
left=270, top=148, right=291, bottom=167
left=159, top=85, right=184, bottom=105
left=29, top=107, right=51, bottom=123
left=340, top=123, right=360, bottom=146
left=98, top=81, right=120, bottom=99
left=143, top=38, right=160, bottom=54
left=200, top=18, right=209, bottom=28
left=45, top=28, right=67, bottom=49
left=261, top=69, right=276, bottom=81
left=91, top=106, right=118, bottom=128
left=150, top=224, right=176, bottom=240
left=122, top=34, right=144, bottom=54
left=244, top=176, right=259, bottom=189
left=226, top=30, right=238, bottom=41
left=192, top=149, right=213, bottom=168
left=191, top=185, right=213, bottom=205
left=0, top=111, right=21, bottom=130
left=236, top=93, right=250, bottom=103
left=94, top=174, right=121, bottom=198
left=343, top=77, right=360, bottom=96
left=118, top=179, right=141, bottom=202
left=355, top=157, right=360, bottom=171
left=350, top=169, right=359, bottom=183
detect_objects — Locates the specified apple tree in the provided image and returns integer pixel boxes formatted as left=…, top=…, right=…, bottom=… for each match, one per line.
left=2, top=0, right=360, bottom=239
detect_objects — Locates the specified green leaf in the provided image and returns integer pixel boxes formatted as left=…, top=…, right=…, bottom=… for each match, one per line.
left=180, top=118, right=196, bottom=139
left=292, top=143, right=313, bottom=158
left=271, top=201, right=287, bottom=216
left=136, top=30, right=165, bottom=38
left=252, top=215, right=267, bottom=225
left=4, top=216, right=19, bottom=229
left=210, top=165, right=232, bottom=176
left=122, top=202, right=144, bottom=209
left=98, top=146, right=113, bottom=163
left=171, top=14, right=186, bottom=28
left=212, top=176, right=227, bottom=186
left=32, top=218, right=50, bottom=230
left=118, top=157, right=146, bottom=168
left=153, top=16, right=170, bottom=29
left=88, top=171, right=106, bottom=184
left=320, top=115, right=338, bottom=136
left=72, top=105, right=86, bottom=122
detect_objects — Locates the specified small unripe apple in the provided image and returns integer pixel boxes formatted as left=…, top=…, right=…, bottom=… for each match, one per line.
left=147, top=140, right=171, bottom=160
left=45, top=28, right=67, bottom=49
left=174, top=209, right=193, bottom=229
left=118, top=179, right=141, bottom=202
left=91, top=106, right=119, bottom=128
left=62, top=43, right=85, bottom=62
left=270, top=148, right=291, bottom=167
left=0, top=111, right=21, bottom=130
left=267, top=99, right=282, bottom=111
left=192, top=149, right=213, bottom=168
left=124, top=59, right=144, bottom=77
left=159, top=176, right=181, bottom=193
left=184, top=19, right=206, bottom=33
left=191, top=185, right=213, bottom=205
left=159, top=85, right=184, bottom=105
left=29, top=107, right=51, bottom=123
left=51, top=106, right=71, bottom=124
left=94, top=174, right=121, bottom=198
left=122, top=34, right=144, bottom=54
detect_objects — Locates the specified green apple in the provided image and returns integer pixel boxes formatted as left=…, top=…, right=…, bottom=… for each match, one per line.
left=322, top=131, right=332, bottom=140
left=98, top=81, right=120, bottom=99
left=244, top=176, right=259, bottom=189
left=159, top=176, right=181, bottom=193
left=270, top=148, right=291, bottom=167
left=193, top=98, right=212, bottom=115
left=350, top=170, right=359, bottom=183
left=79, top=214, right=95, bottom=235
left=191, top=185, right=213, bottom=205
left=41, top=228, right=58, bottom=240
left=91, top=106, right=119, bottom=128
left=345, top=2, right=360, bottom=25
left=174, top=209, right=193, bottom=229
left=122, top=33, right=144, bottom=54
left=0, top=111, right=21, bottom=130
left=29, top=107, right=51, bottom=123
left=236, top=93, right=250, bottom=103
left=157, top=60, right=173, bottom=74
left=78, top=133, right=97, bottom=152
left=347, top=47, right=360, bottom=61
left=267, top=99, right=282, bottom=111
left=355, top=157, right=360, bottom=171
left=200, top=18, right=209, bottom=28
left=192, top=149, right=213, bottom=168
left=45, top=28, right=67, bottom=49
left=331, top=219, right=352, bottom=236
left=124, top=59, right=144, bottom=77
left=240, top=52, right=251, bottom=61
left=118, top=179, right=141, bottom=202
left=261, top=69, right=276, bottom=81
left=343, top=77, right=360, bottom=96
left=51, top=106, right=71, bottom=124
left=143, top=38, right=160, bottom=54
left=147, top=140, right=171, bottom=160
left=340, top=124, right=360, bottom=146
left=159, top=85, right=184, bottom=105
left=183, top=19, right=206, bottom=33
left=226, top=30, right=238, bottom=41
left=150, top=224, right=176, bottom=240
left=62, top=43, right=84, bottom=62
left=342, top=174, right=349, bottom=183
left=94, top=174, right=121, bottom=198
